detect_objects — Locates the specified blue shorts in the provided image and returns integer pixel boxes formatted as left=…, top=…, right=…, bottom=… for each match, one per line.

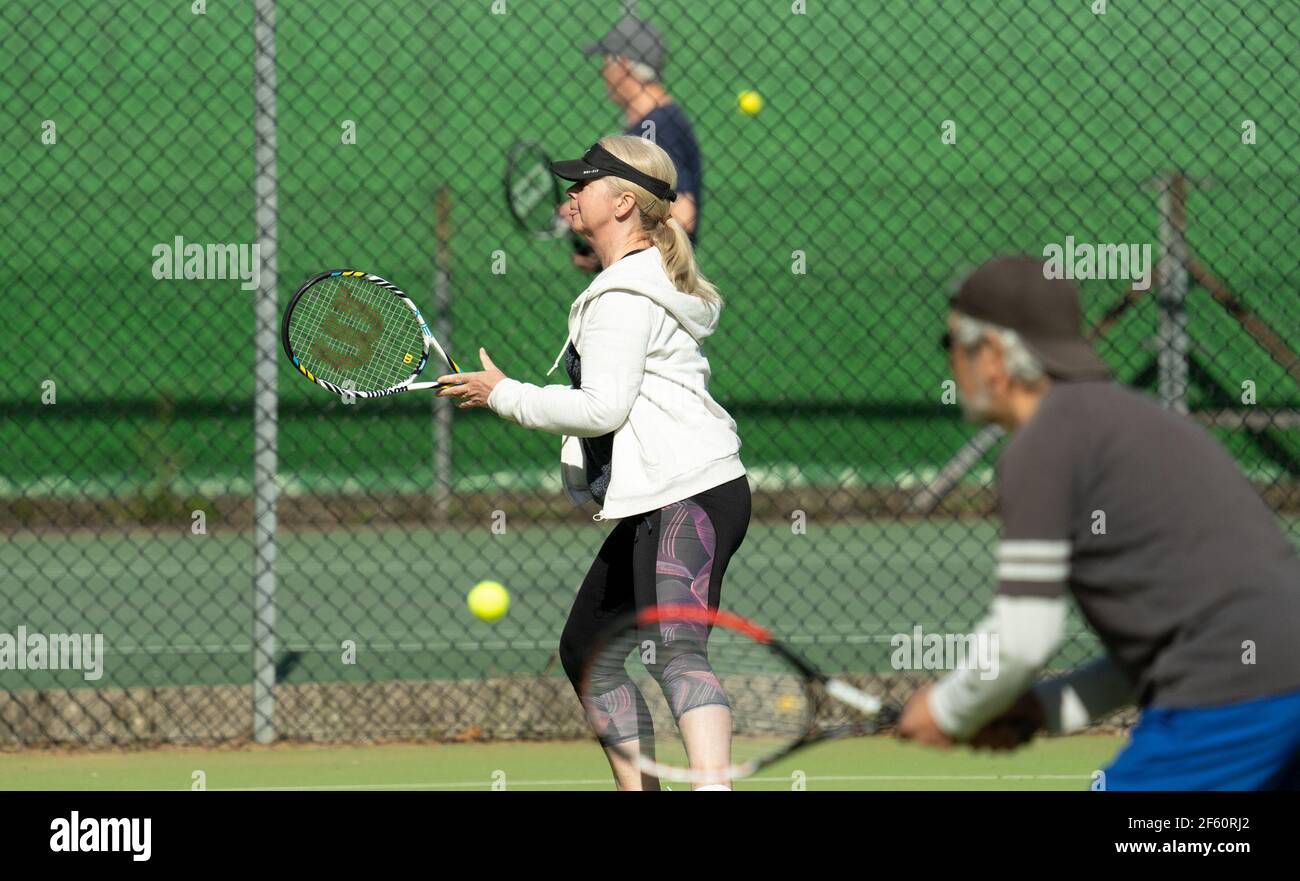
left=1102, top=687, right=1300, bottom=790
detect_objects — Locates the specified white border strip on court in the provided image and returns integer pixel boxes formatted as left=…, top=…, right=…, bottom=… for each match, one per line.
left=212, top=773, right=1092, bottom=791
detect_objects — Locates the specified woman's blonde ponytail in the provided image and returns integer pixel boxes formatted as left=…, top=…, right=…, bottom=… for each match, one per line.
left=597, top=135, right=721, bottom=305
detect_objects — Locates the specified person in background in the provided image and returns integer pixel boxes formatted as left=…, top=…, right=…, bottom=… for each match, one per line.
left=568, top=8, right=703, bottom=273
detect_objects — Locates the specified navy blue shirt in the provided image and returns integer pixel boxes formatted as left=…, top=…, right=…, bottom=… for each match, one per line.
left=625, top=103, right=701, bottom=244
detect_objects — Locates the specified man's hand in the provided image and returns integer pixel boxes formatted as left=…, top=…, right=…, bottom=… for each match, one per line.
left=571, top=250, right=602, bottom=273
left=435, top=348, right=506, bottom=409
left=670, top=191, right=697, bottom=235
left=896, top=685, right=954, bottom=748
left=968, top=691, right=1045, bottom=752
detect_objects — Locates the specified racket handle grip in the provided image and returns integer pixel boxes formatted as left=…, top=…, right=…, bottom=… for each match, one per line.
left=825, top=678, right=884, bottom=715
left=407, top=381, right=453, bottom=391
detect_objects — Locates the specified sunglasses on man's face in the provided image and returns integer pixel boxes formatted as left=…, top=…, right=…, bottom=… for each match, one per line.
left=942, top=331, right=992, bottom=353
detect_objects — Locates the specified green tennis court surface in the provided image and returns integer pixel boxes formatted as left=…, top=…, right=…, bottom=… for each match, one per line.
left=8, top=515, right=1299, bottom=690
left=0, top=734, right=1125, bottom=791
left=1, top=517, right=1116, bottom=689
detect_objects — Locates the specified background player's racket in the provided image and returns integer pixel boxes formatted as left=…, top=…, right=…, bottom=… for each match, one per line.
left=281, top=270, right=460, bottom=399
left=504, top=139, right=594, bottom=256
left=579, top=604, right=900, bottom=785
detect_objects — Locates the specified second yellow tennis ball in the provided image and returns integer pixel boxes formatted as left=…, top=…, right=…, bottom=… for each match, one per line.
left=467, top=580, right=510, bottom=622
left=738, top=90, right=763, bottom=115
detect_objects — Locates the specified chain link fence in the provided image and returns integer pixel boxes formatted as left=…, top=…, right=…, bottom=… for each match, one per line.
left=2, top=0, right=1297, bottom=745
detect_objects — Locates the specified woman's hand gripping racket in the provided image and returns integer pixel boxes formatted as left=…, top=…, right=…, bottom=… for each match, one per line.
left=579, top=604, right=901, bottom=786
left=504, top=139, right=594, bottom=257
left=281, top=270, right=460, bottom=399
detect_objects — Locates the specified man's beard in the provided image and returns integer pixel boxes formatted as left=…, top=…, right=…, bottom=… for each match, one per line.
left=958, top=376, right=993, bottom=422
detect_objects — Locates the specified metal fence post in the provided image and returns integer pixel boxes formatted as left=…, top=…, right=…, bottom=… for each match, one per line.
left=252, top=0, right=281, bottom=745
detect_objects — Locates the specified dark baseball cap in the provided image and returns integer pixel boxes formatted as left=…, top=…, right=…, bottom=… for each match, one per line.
left=583, top=12, right=665, bottom=75
left=948, top=255, right=1109, bottom=381
left=551, top=142, right=677, bottom=202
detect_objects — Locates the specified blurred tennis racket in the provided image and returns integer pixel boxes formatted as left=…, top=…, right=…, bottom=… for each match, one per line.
left=281, top=269, right=460, bottom=399
left=504, top=139, right=594, bottom=256
left=579, top=604, right=900, bottom=785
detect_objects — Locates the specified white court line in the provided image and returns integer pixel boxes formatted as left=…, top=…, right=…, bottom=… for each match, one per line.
left=212, top=773, right=1091, bottom=791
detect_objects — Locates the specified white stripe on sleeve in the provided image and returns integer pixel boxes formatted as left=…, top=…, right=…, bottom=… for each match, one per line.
left=997, top=539, right=1071, bottom=561
left=927, top=595, right=1068, bottom=740
left=996, top=560, right=1070, bottom=582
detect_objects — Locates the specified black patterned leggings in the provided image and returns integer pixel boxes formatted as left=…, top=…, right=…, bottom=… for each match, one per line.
left=558, top=476, right=751, bottom=744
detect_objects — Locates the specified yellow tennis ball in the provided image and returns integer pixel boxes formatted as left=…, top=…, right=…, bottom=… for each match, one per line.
left=467, top=580, right=510, bottom=622
left=738, top=90, right=763, bottom=115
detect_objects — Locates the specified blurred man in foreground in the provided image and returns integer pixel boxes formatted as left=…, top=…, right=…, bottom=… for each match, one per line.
left=896, top=255, right=1300, bottom=790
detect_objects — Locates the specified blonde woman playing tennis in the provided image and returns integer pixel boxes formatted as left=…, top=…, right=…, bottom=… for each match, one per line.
left=438, top=135, right=749, bottom=791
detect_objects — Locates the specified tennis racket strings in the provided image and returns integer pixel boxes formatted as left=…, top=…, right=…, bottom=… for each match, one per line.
left=506, top=141, right=565, bottom=236
left=580, top=605, right=894, bottom=784
left=282, top=270, right=458, bottom=398
left=505, top=140, right=594, bottom=255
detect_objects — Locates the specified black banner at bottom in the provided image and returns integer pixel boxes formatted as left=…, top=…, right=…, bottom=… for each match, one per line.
left=0, top=790, right=1285, bottom=866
